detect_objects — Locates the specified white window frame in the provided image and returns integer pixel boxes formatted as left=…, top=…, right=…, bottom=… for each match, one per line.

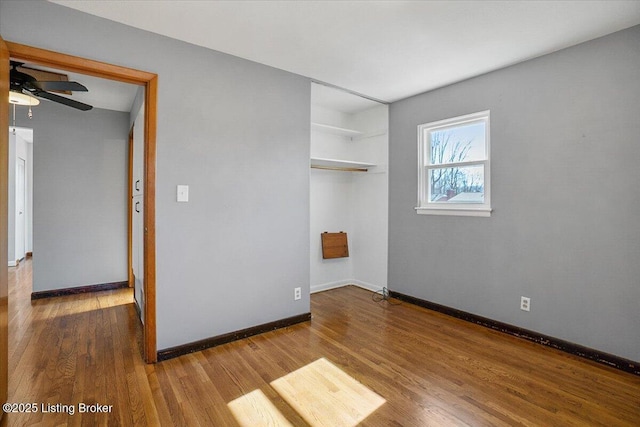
left=416, top=110, right=491, bottom=217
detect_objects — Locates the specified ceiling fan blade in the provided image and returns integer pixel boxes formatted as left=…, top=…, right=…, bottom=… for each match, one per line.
left=31, top=90, right=93, bottom=111
left=31, top=80, right=88, bottom=92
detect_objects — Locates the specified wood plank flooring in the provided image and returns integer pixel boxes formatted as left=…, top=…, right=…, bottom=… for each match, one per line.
left=3, top=259, right=639, bottom=426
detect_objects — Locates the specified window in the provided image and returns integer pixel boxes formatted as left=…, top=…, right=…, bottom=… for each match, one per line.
left=416, top=110, right=491, bottom=216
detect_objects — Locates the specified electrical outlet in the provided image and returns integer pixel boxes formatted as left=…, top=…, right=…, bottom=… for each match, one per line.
left=520, top=296, right=531, bottom=312
left=294, top=287, right=301, bottom=301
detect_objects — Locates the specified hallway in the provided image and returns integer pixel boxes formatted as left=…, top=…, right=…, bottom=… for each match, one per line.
left=4, top=259, right=158, bottom=425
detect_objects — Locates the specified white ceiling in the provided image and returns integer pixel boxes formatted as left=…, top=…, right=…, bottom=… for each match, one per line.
left=50, top=0, right=640, bottom=104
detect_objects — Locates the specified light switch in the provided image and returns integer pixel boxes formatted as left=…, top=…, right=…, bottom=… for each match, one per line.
left=177, top=185, right=189, bottom=202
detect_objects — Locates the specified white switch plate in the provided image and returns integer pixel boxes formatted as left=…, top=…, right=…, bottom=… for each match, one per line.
left=177, top=185, right=189, bottom=202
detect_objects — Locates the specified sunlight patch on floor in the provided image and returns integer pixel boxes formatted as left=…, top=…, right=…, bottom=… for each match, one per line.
left=228, top=389, right=293, bottom=427
left=31, top=288, right=134, bottom=316
left=228, top=358, right=385, bottom=427
left=271, top=357, right=386, bottom=427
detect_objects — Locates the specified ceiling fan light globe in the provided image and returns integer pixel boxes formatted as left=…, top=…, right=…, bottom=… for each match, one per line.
left=8, top=90, right=40, bottom=106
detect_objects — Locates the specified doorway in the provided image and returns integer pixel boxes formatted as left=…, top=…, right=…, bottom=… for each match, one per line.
left=6, top=126, right=31, bottom=268
left=5, top=41, right=158, bottom=363
left=15, top=157, right=25, bottom=262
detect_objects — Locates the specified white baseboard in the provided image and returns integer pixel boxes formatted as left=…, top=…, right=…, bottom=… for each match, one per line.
left=311, top=280, right=352, bottom=294
left=311, top=279, right=385, bottom=294
left=350, top=280, right=385, bottom=293
left=8, top=260, right=17, bottom=267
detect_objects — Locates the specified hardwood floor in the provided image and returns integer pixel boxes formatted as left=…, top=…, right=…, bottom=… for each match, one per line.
left=3, top=259, right=639, bottom=426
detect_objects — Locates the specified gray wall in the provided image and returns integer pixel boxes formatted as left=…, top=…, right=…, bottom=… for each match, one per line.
left=14, top=102, right=129, bottom=292
left=389, top=25, right=640, bottom=362
left=0, top=0, right=310, bottom=350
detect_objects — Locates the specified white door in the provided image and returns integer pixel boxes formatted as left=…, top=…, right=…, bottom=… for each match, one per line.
left=15, top=158, right=26, bottom=261
left=133, top=195, right=144, bottom=323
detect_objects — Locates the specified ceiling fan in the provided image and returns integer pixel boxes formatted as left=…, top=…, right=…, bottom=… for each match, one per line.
left=9, top=61, right=93, bottom=111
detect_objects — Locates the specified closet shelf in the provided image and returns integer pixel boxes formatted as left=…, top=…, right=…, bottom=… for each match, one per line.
left=353, top=129, right=388, bottom=141
left=310, top=157, right=376, bottom=172
left=311, top=122, right=363, bottom=138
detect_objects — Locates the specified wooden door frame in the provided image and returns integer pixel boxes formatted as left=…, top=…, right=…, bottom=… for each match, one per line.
left=1, top=35, right=10, bottom=419
left=6, top=42, right=158, bottom=363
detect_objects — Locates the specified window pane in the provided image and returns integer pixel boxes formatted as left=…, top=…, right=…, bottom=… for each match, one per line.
left=428, top=121, right=486, bottom=166
left=429, top=165, right=484, bottom=203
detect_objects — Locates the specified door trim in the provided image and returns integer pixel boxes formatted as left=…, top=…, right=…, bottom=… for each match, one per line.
left=6, top=41, right=158, bottom=363
left=1, top=35, right=10, bottom=418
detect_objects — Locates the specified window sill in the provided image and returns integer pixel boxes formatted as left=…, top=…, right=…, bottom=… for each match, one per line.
left=414, top=207, right=492, bottom=217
